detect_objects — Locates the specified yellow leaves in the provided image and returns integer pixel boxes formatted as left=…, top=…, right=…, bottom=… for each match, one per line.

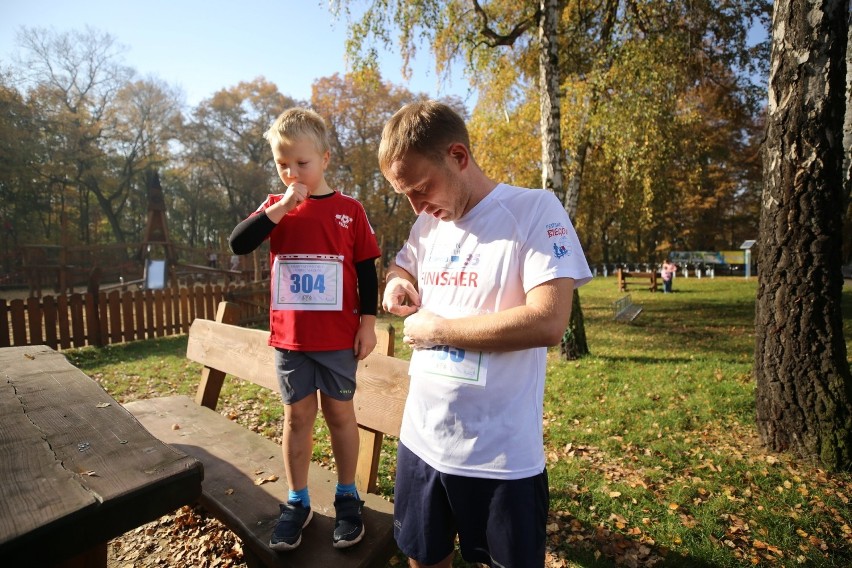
left=252, top=469, right=279, bottom=486
left=679, top=513, right=698, bottom=528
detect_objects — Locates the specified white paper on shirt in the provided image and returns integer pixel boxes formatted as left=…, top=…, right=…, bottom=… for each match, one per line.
left=272, top=254, right=343, bottom=311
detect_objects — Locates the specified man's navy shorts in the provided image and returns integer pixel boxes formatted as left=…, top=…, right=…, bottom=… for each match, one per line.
left=393, top=442, right=549, bottom=567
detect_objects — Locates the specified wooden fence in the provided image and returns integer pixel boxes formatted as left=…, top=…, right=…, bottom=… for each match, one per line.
left=0, top=281, right=269, bottom=350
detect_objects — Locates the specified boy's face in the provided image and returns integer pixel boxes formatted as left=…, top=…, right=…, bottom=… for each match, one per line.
left=271, top=136, right=329, bottom=193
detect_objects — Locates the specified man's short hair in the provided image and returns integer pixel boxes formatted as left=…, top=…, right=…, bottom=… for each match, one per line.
left=264, top=107, right=330, bottom=154
left=378, top=100, right=470, bottom=175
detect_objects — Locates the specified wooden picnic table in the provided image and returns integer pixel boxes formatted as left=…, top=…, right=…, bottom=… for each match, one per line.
left=0, top=345, right=203, bottom=567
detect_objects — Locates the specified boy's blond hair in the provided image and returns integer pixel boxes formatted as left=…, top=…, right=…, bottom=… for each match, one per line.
left=378, top=100, right=470, bottom=175
left=264, top=107, right=330, bottom=154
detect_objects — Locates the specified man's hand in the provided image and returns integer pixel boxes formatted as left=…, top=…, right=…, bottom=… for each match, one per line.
left=382, top=275, right=421, bottom=316
left=402, top=309, right=443, bottom=350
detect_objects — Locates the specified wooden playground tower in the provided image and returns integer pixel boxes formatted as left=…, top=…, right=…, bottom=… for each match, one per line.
left=142, top=171, right=248, bottom=287
left=140, top=171, right=177, bottom=289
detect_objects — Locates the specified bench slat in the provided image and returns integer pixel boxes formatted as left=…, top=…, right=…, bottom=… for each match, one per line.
left=185, top=318, right=411, bottom=436
left=124, top=395, right=397, bottom=568
left=187, top=319, right=278, bottom=392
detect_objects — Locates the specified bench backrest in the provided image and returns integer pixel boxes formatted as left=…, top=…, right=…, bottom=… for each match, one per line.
left=185, top=301, right=410, bottom=493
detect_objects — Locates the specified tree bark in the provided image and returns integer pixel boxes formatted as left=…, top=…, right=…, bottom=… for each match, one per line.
left=843, top=14, right=852, bottom=263
left=539, top=0, right=590, bottom=359
left=755, top=0, right=852, bottom=471
left=539, top=0, right=564, bottom=196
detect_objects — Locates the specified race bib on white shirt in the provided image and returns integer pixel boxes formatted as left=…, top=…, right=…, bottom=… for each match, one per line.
left=408, top=306, right=489, bottom=386
left=272, top=254, right=343, bottom=311
left=410, top=345, right=489, bottom=386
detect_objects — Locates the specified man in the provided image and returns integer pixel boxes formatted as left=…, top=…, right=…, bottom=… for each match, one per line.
left=380, top=100, right=592, bottom=568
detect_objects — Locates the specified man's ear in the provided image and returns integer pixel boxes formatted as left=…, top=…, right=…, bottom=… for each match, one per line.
left=447, top=142, right=469, bottom=171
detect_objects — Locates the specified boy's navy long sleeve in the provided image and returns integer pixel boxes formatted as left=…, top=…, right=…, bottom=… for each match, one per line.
left=229, top=212, right=275, bottom=255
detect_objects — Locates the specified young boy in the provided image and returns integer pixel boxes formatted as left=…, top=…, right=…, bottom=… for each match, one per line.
left=228, top=107, right=381, bottom=551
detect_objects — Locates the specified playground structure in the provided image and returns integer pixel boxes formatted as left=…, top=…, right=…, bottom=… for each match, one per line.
left=7, top=173, right=265, bottom=297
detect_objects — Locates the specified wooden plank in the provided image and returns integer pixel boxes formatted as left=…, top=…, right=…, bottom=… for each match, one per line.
left=0, top=299, right=9, bottom=347
left=124, top=395, right=397, bottom=568
left=121, top=291, right=134, bottom=343
left=0, top=346, right=203, bottom=565
left=57, top=294, right=71, bottom=349
left=355, top=428, right=383, bottom=495
left=26, top=297, right=42, bottom=346
left=144, top=290, right=155, bottom=339
left=108, top=290, right=122, bottom=345
left=97, top=292, right=109, bottom=346
left=69, top=294, right=85, bottom=348
left=11, top=299, right=27, bottom=346
left=180, top=287, right=190, bottom=334
left=42, top=296, right=58, bottom=349
left=85, top=291, right=101, bottom=347
left=204, top=283, right=215, bottom=320
left=133, top=290, right=145, bottom=341
left=163, top=288, right=175, bottom=335
left=154, top=290, right=165, bottom=338
left=193, top=286, right=204, bottom=324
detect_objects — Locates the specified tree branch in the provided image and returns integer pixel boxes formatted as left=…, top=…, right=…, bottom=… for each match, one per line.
left=471, top=0, right=539, bottom=47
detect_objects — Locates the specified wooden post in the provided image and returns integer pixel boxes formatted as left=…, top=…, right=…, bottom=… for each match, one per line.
left=354, top=324, right=395, bottom=494
left=194, top=301, right=241, bottom=409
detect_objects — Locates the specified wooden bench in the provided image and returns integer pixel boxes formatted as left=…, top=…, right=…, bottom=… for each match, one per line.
left=617, top=268, right=658, bottom=292
left=613, top=294, right=643, bottom=322
left=124, top=301, right=411, bottom=568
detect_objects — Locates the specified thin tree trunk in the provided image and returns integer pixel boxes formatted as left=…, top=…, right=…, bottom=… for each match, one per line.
left=539, top=0, right=590, bottom=359
left=539, top=0, right=563, bottom=196
left=755, top=0, right=852, bottom=471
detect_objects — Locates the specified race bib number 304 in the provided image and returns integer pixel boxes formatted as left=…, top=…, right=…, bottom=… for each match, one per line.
left=272, top=254, right=343, bottom=311
left=410, top=345, right=488, bottom=387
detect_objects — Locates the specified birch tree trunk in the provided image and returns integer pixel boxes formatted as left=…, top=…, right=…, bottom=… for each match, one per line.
left=755, top=0, right=852, bottom=471
left=538, top=0, right=590, bottom=359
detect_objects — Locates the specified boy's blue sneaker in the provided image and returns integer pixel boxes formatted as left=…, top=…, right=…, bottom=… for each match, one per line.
left=332, top=493, right=365, bottom=548
left=269, top=501, right=313, bottom=551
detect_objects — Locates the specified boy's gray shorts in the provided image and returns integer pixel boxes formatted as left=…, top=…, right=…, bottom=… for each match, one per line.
left=274, top=348, right=357, bottom=404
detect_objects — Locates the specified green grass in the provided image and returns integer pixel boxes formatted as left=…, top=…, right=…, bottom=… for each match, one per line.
left=65, top=276, right=852, bottom=567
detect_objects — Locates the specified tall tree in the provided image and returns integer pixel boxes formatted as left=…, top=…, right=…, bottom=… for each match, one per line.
left=178, top=78, right=291, bottom=247
left=755, top=0, right=852, bottom=470
left=12, top=26, right=136, bottom=244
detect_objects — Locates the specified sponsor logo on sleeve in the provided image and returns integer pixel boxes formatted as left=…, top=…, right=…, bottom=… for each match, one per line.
left=546, top=222, right=573, bottom=259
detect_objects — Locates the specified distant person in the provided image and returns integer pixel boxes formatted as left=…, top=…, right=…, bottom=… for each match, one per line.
left=228, top=108, right=380, bottom=551
left=207, top=249, right=217, bottom=268
left=379, top=100, right=592, bottom=567
left=229, top=253, right=240, bottom=271
left=661, top=259, right=677, bottom=293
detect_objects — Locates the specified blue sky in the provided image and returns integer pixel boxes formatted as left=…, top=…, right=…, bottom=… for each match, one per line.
left=0, top=0, right=476, bottom=109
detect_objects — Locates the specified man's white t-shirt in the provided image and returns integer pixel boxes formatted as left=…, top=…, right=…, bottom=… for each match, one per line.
left=395, top=183, right=592, bottom=480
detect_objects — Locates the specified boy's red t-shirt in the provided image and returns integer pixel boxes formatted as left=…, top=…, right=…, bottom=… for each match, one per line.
left=253, top=191, right=380, bottom=351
